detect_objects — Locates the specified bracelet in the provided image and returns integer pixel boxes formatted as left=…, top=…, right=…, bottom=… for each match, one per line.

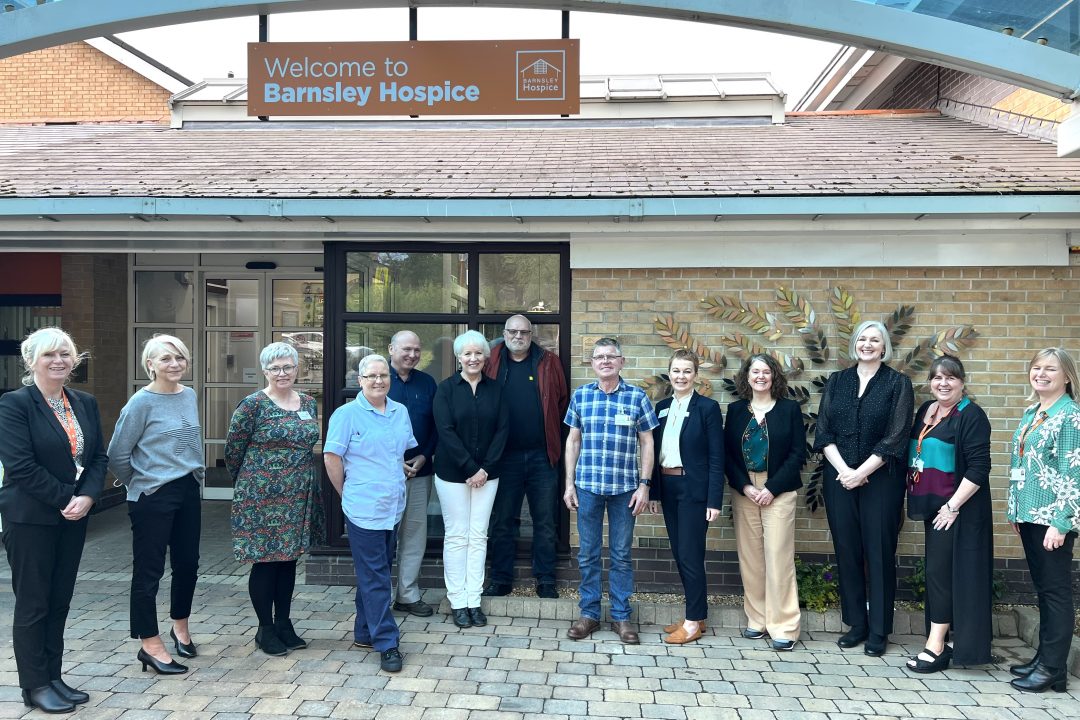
left=945, top=501, right=958, bottom=514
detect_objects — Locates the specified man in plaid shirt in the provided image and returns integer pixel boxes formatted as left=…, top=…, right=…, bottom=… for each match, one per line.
left=563, top=337, right=658, bottom=644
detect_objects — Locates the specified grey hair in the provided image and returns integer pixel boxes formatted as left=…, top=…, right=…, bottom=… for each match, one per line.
left=260, top=341, right=299, bottom=369
left=141, top=334, right=190, bottom=381
left=848, top=320, right=893, bottom=362
left=357, top=353, right=389, bottom=377
left=20, top=327, right=86, bottom=386
left=453, top=330, right=491, bottom=358
left=593, top=337, right=623, bottom=354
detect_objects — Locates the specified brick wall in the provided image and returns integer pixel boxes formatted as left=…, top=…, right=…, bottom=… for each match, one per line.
left=564, top=261, right=1080, bottom=598
left=61, top=254, right=129, bottom=506
left=0, top=42, right=170, bottom=124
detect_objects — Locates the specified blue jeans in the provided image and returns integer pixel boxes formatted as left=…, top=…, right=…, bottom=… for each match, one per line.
left=345, top=519, right=399, bottom=652
left=487, top=447, right=558, bottom=585
left=576, top=487, right=636, bottom=622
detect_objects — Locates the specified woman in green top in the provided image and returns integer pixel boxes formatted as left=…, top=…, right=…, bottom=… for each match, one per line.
left=1006, top=347, right=1080, bottom=694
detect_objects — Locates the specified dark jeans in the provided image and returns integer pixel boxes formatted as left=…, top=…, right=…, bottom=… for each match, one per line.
left=487, top=447, right=558, bottom=585
left=1019, top=522, right=1076, bottom=670
left=659, top=472, right=708, bottom=621
left=128, top=474, right=201, bottom=639
left=3, top=517, right=88, bottom=689
left=345, top=519, right=400, bottom=652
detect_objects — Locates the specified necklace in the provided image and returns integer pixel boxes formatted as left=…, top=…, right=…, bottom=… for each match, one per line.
left=751, top=400, right=775, bottom=413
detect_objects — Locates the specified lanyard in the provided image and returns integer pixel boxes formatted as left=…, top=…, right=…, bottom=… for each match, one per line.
left=909, top=403, right=952, bottom=486
left=1017, top=411, right=1048, bottom=459
left=51, top=391, right=78, bottom=458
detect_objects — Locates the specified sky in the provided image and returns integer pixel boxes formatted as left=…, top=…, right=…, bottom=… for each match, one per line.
left=120, top=7, right=841, bottom=109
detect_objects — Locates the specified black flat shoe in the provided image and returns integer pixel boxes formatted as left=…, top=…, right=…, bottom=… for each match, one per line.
left=468, top=607, right=487, bottom=627
left=1010, top=652, right=1040, bottom=677
left=255, top=625, right=289, bottom=656
left=481, top=582, right=512, bottom=597
left=1010, top=663, right=1067, bottom=693
left=274, top=619, right=308, bottom=650
left=49, top=679, right=88, bottom=705
left=137, top=648, right=188, bottom=674
left=906, top=646, right=951, bottom=674
left=451, top=608, right=472, bottom=628
left=170, top=627, right=197, bottom=658
left=22, top=685, right=75, bottom=714
left=837, top=627, right=868, bottom=649
left=864, top=634, right=888, bottom=657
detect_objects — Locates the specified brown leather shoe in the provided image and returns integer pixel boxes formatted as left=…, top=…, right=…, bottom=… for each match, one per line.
left=611, top=621, right=640, bottom=644
left=664, top=624, right=703, bottom=644
left=567, top=617, right=600, bottom=640
left=663, top=620, right=707, bottom=634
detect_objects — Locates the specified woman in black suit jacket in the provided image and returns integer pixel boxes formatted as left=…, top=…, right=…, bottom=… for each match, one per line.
left=650, top=349, right=724, bottom=645
left=0, top=328, right=107, bottom=714
left=725, top=354, right=807, bottom=651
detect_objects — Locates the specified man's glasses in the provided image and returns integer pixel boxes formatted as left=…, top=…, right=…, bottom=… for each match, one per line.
left=506, top=329, right=532, bottom=336
left=592, top=354, right=623, bottom=362
left=265, top=365, right=297, bottom=375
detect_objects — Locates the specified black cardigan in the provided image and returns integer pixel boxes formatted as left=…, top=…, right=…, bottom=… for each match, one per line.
left=432, top=373, right=510, bottom=483
left=0, top=385, right=108, bottom=525
left=724, top=397, right=807, bottom=497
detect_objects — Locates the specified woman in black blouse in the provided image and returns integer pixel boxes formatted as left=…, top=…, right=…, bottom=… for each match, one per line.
left=904, top=355, right=992, bottom=673
left=725, top=354, right=807, bottom=651
left=814, top=320, right=914, bottom=656
left=433, top=330, right=510, bottom=629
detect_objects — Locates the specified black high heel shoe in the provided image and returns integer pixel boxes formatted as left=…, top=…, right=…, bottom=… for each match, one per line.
left=137, top=648, right=188, bottom=675
left=49, top=679, right=89, bottom=705
left=22, top=685, right=75, bottom=714
left=170, top=627, right=198, bottom=658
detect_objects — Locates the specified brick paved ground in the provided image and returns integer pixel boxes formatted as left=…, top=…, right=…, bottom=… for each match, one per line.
left=1, top=502, right=1077, bottom=719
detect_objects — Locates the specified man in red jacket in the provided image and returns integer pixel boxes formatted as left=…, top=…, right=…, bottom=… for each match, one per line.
left=483, top=315, right=569, bottom=598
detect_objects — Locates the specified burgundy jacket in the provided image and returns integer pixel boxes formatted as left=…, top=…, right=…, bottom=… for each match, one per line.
left=485, top=340, right=569, bottom=468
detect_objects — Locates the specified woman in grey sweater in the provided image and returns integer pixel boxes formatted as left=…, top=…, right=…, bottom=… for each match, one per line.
left=109, top=334, right=204, bottom=675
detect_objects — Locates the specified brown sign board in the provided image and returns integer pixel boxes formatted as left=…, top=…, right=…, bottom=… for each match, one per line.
left=248, top=40, right=579, bottom=117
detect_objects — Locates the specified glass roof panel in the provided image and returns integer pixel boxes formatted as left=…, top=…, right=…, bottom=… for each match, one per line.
left=858, top=0, right=1079, bottom=55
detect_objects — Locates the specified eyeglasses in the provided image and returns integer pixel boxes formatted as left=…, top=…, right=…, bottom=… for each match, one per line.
left=592, top=354, right=623, bottom=362
left=360, top=373, right=390, bottom=382
left=265, top=365, right=297, bottom=375
left=506, top=329, right=533, bottom=336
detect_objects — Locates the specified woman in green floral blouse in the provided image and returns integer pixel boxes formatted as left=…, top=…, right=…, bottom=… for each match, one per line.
left=1006, top=347, right=1080, bottom=694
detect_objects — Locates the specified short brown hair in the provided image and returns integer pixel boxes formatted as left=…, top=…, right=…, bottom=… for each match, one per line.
left=733, top=353, right=789, bottom=401
left=668, top=349, right=699, bottom=373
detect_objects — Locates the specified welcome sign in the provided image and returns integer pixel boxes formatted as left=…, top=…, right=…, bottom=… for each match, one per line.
left=248, top=40, right=580, bottom=116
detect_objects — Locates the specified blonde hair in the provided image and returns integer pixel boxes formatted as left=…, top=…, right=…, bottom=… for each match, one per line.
left=20, top=327, right=85, bottom=386
left=141, top=334, right=191, bottom=380
left=848, top=320, right=893, bottom=362
left=1026, top=347, right=1078, bottom=402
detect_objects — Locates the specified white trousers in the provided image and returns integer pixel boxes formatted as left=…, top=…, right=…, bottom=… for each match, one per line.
left=434, top=476, right=499, bottom=610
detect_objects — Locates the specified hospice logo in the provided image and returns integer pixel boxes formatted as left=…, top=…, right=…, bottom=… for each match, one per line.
left=517, top=51, right=566, bottom=101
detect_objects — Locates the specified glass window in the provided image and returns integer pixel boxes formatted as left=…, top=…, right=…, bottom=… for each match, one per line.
left=343, top=322, right=467, bottom=388
left=346, top=252, right=468, bottom=314
left=478, top=253, right=560, bottom=314
left=205, top=278, right=259, bottom=327
left=133, top=328, right=194, bottom=381
left=273, top=331, right=323, bottom=385
left=204, top=443, right=232, bottom=489
left=204, top=386, right=254, bottom=440
left=273, top=280, right=324, bottom=328
left=480, top=322, right=560, bottom=357
left=205, top=331, right=261, bottom=384
left=135, top=271, right=194, bottom=324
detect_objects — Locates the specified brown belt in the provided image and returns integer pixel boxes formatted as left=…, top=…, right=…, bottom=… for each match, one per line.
left=661, top=467, right=685, bottom=476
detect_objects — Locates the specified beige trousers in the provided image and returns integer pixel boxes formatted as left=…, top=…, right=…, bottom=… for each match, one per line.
left=731, top=470, right=801, bottom=641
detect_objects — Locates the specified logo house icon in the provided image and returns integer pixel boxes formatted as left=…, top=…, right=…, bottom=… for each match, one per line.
left=516, top=50, right=566, bottom=101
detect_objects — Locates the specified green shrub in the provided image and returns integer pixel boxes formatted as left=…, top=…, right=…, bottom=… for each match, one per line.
left=795, top=558, right=839, bottom=613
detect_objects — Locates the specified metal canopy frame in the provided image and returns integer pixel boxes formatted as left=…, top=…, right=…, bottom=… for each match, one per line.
left=2, top=0, right=1078, bottom=99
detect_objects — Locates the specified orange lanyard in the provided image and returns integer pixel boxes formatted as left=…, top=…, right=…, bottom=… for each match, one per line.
left=915, top=406, right=949, bottom=456
left=51, top=392, right=78, bottom=458
left=1017, top=411, right=1047, bottom=459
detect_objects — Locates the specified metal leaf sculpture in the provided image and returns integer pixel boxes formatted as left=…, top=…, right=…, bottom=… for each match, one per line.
left=830, top=286, right=861, bottom=348
left=701, top=296, right=783, bottom=340
left=893, top=326, right=979, bottom=377
left=805, top=460, right=825, bottom=513
left=776, top=286, right=829, bottom=366
left=652, top=315, right=726, bottom=372
left=721, top=332, right=804, bottom=377
left=642, top=373, right=714, bottom=401
left=884, top=305, right=916, bottom=348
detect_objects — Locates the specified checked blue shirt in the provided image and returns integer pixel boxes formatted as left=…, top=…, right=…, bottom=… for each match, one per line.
left=564, top=378, right=659, bottom=496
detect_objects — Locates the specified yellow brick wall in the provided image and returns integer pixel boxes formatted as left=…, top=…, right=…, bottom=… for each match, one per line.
left=567, top=260, right=1080, bottom=561
left=0, top=42, right=171, bottom=124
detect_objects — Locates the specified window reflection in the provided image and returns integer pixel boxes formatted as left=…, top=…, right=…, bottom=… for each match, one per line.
left=346, top=252, right=468, bottom=314
left=478, top=254, right=560, bottom=314
left=343, top=323, right=467, bottom=387
left=135, top=271, right=194, bottom=324
left=205, top=279, right=259, bottom=327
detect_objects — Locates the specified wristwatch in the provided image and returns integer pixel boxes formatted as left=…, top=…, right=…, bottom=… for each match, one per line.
left=639, top=478, right=651, bottom=487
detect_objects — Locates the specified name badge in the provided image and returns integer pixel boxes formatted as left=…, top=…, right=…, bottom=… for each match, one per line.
left=914, top=458, right=924, bottom=473
left=658, top=408, right=669, bottom=419
left=1011, top=467, right=1025, bottom=483
left=297, top=410, right=313, bottom=421
left=614, top=413, right=633, bottom=427
left=74, top=464, right=84, bottom=481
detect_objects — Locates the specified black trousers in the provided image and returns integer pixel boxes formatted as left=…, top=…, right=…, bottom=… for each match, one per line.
left=823, top=465, right=905, bottom=637
left=1019, top=522, right=1076, bottom=670
left=923, top=519, right=955, bottom=625
left=2, top=517, right=88, bottom=689
left=659, top=471, right=709, bottom=621
left=128, top=474, right=201, bottom=639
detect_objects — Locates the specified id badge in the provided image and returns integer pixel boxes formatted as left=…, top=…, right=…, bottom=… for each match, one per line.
left=614, top=413, right=633, bottom=427
left=297, top=410, right=313, bottom=421
left=658, top=408, right=670, bottom=419
left=74, top=464, right=84, bottom=481
left=914, top=458, right=924, bottom=473
left=1011, top=467, right=1025, bottom=483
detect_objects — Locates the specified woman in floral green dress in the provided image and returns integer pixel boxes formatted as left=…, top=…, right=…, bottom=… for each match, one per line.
left=227, top=342, right=321, bottom=657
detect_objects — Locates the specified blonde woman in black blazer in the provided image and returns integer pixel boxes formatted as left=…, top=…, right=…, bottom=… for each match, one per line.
left=650, top=350, right=724, bottom=645
left=0, top=328, right=107, bottom=713
left=724, top=354, right=807, bottom=651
